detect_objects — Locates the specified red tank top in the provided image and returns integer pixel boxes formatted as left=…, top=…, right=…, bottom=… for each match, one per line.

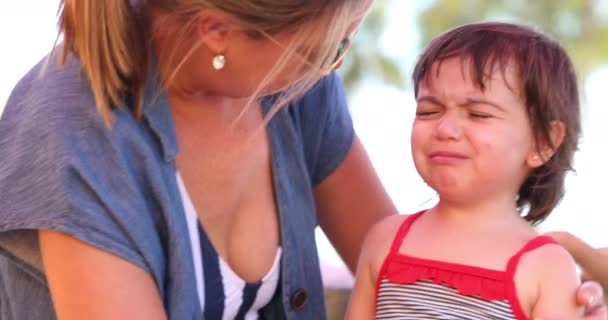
left=374, top=211, right=557, bottom=319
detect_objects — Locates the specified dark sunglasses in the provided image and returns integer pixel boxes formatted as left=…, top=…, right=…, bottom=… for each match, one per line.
left=330, top=37, right=351, bottom=70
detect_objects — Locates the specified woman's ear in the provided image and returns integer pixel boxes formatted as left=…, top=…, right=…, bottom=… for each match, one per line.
left=527, top=121, right=566, bottom=168
left=195, top=10, right=235, bottom=54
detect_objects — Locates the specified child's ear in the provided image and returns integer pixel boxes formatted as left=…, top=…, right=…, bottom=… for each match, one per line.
left=527, top=121, right=566, bottom=168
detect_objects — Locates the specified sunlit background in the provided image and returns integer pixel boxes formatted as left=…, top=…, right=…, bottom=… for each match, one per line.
left=2, top=1, right=607, bottom=317
left=324, top=0, right=608, bottom=289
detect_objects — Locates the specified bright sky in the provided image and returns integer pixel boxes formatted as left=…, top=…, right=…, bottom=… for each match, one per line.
left=1, top=1, right=606, bottom=288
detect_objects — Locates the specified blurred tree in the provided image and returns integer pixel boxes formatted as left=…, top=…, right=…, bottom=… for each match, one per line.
left=418, top=0, right=608, bottom=79
left=338, top=1, right=404, bottom=91
left=341, top=0, right=608, bottom=92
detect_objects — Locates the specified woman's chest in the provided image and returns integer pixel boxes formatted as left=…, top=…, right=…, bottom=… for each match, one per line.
left=175, top=123, right=280, bottom=281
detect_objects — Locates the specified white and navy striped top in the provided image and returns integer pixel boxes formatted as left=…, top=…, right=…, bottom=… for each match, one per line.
left=375, top=212, right=558, bottom=320
left=177, top=174, right=281, bottom=320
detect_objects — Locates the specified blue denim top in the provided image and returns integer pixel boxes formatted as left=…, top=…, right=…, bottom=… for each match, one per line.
left=0, top=53, right=354, bottom=319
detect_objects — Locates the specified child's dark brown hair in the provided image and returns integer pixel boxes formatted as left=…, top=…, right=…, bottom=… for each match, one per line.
left=412, top=22, right=581, bottom=225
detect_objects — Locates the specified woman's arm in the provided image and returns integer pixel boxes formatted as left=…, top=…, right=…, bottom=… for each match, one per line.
left=314, top=136, right=398, bottom=272
left=39, top=230, right=167, bottom=320
left=598, top=247, right=608, bottom=305
left=581, top=247, right=608, bottom=305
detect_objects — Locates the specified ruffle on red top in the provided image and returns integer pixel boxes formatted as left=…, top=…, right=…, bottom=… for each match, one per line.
left=384, top=256, right=509, bottom=301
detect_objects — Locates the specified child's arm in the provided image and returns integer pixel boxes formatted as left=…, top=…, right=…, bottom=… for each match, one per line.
left=345, top=215, right=405, bottom=320
left=547, top=231, right=608, bottom=296
left=530, top=244, right=585, bottom=318
left=344, top=239, right=376, bottom=319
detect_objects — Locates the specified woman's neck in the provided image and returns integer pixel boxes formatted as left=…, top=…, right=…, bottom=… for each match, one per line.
left=148, top=7, right=207, bottom=97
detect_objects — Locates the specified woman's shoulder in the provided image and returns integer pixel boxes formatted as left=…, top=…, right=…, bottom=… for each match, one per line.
left=272, top=72, right=354, bottom=185
left=1, top=51, right=110, bottom=150
left=293, top=71, right=346, bottom=114
left=3, top=50, right=99, bottom=120
left=0, top=50, right=152, bottom=167
left=0, top=52, right=168, bottom=277
left=0, top=50, right=161, bottom=210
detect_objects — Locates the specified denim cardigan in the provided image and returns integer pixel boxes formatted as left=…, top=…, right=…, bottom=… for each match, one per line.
left=0, top=53, right=354, bottom=319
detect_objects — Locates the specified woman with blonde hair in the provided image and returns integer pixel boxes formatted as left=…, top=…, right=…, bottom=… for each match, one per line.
left=0, top=0, right=604, bottom=319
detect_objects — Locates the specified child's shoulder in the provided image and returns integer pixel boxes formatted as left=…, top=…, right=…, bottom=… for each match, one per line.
left=515, top=236, right=578, bottom=284
left=514, top=237, right=581, bottom=316
left=365, top=214, right=410, bottom=250
left=518, top=238, right=577, bottom=273
left=359, top=214, right=411, bottom=275
left=521, top=240, right=579, bottom=290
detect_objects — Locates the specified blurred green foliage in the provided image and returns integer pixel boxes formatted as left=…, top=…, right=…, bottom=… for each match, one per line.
left=419, top=0, right=608, bottom=78
left=338, top=1, right=403, bottom=90
left=340, top=0, right=608, bottom=91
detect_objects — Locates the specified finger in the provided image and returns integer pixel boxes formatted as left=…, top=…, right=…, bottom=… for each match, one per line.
left=583, top=301, right=607, bottom=320
left=577, top=281, right=604, bottom=309
left=535, top=305, right=606, bottom=320
left=584, top=304, right=608, bottom=320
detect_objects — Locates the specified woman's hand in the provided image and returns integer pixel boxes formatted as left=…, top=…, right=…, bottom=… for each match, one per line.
left=536, top=281, right=606, bottom=319
left=545, top=231, right=577, bottom=251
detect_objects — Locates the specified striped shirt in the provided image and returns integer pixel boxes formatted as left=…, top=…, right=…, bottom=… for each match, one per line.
left=375, top=212, right=557, bottom=320
left=377, top=279, right=515, bottom=319
left=177, top=173, right=281, bottom=320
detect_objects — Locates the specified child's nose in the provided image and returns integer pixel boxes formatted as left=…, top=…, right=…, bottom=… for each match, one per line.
left=434, top=113, right=462, bottom=140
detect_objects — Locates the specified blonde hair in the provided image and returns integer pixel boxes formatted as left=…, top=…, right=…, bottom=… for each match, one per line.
left=57, top=0, right=367, bottom=126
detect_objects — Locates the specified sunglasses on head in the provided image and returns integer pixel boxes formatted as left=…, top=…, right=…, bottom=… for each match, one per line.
left=330, top=37, right=351, bottom=70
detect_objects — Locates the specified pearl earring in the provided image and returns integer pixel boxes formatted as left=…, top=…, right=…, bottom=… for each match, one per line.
left=212, top=54, right=226, bottom=70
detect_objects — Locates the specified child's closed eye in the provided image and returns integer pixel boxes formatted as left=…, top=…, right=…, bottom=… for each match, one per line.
left=415, top=109, right=441, bottom=117
left=469, top=112, right=493, bottom=119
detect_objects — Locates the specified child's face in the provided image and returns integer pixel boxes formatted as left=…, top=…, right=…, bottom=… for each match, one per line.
left=411, top=58, right=540, bottom=205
